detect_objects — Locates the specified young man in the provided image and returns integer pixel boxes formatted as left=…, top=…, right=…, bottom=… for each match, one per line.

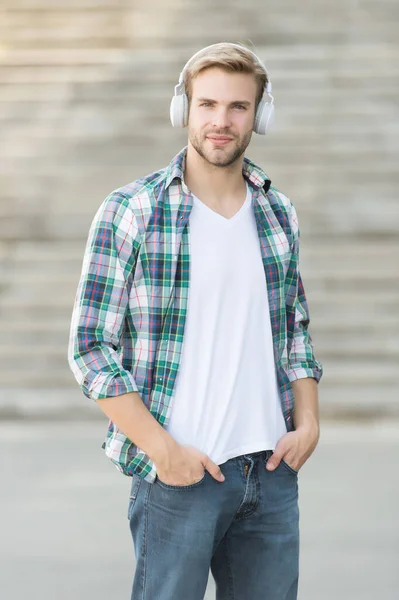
left=69, top=43, right=323, bottom=600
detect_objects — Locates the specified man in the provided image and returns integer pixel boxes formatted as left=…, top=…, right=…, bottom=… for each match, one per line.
left=69, top=42, right=323, bottom=600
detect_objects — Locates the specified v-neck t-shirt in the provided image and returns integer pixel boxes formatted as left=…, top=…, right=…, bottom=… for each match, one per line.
left=165, top=183, right=287, bottom=465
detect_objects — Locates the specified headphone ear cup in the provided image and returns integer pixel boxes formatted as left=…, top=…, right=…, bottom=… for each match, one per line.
left=170, top=93, right=189, bottom=128
left=253, top=99, right=275, bottom=135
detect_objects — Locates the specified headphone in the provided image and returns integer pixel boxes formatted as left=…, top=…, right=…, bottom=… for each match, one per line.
left=170, top=43, right=274, bottom=135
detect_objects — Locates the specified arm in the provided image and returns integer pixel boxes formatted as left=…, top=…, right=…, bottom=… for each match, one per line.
left=266, top=378, right=319, bottom=472
left=292, top=377, right=319, bottom=435
left=285, top=204, right=323, bottom=385
left=68, top=193, right=176, bottom=458
left=68, top=192, right=141, bottom=400
left=96, top=390, right=177, bottom=464
left=96, top=391, right=225, bottom=484
left=266, top=203, right=322, bottom=472
left=68, top=193, right=224, bottom=484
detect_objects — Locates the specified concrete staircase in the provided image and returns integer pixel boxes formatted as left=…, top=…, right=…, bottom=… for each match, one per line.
left=1, top=0, right=398, bottom=418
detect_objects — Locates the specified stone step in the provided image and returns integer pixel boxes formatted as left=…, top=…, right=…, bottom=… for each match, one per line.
left=0, top=139, right=395, bottom=178
left=320, top=362, right=398, bottom=386
left=3, top=264, right=397, bottom=293
left=6, top=237, right=396, bottom=255
left=1, top=165, right=397, bottom=198
left=15, top=235, right=399, bottom=262
left=8, top=20, right=392, bottom=50
left=0, top=322, right=396, bottom=360
left=1, top=270, right=396, bottom=296
left=0, top=150, right=397, bottom=178
left=3, top=179, right=397, bottom=212
left=0, top=384, right=397, bottom=418
left=0, top=89, right=397, bottom=125
left=319, top=384, right=398, bottom=418
left=1, top=261, right=398, bottom=297
left=0, top=149, right=398, bottom=179
left=0, top=48, right=128, bottom=67
left=0, top=285, right=397, bottom=317
left=0, top=285, right=390, bottom=320
left=4, top=0, right=128, bottom=8
left=5, top=237, right=397, bottom=262
left=2, top=26, right=397, bottom=50
left=1, top=174, right=398, bottom=214
left=1, top=94, right=396, bottom=122
left=1, top=78, right=398, bottom=107
left=1, top=115, right=398, bottom=146
left=0, top=371, right=77, bottom=389
left=0, top=107, right=386, bottom=130
left=1, top=206, right=398, bottom=241
left=0, top=346, right=396, bottom=387
left=0, top=38, right=396, bottom=64
left=1, top=293, right=398, bottom=339
left=1, top=46, right=397, bottom=77
left=0, top=66, right=119, bottom=88
left=1, top=97, right=398, bottom=130
left=0, top=59, right=397, bottom=88
left=2, top=10, right=128, bottom=47
left=1, top=271, right=397, bottom=316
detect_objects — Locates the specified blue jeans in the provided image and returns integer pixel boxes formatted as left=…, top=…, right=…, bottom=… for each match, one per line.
left=128, top=450, right=299, bottom=600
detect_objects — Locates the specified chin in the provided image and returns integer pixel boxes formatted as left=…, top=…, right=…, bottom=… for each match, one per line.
left=208, top=154, right=239, bottom=168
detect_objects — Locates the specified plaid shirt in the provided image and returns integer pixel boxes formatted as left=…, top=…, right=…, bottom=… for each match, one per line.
left=68, top=147, right=323, bottom=482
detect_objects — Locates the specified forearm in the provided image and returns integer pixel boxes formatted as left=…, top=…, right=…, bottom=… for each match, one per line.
left=96, top=392, right=176, bottom=463
left=291, top=377, right=319, bottom=436
left=266, top=377, right=320, bottom=471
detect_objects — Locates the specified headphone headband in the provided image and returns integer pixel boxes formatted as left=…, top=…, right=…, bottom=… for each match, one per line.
left=177, top=42, right=272, bottom=94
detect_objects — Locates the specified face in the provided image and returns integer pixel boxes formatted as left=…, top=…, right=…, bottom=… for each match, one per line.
left=187, top=67, right=257, bottom=168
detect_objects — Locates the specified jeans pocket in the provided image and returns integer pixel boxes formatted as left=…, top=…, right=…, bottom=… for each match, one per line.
left=280, top=459, right=298, bottom=476
left=127, top=475, right=142, bottom=519
left=156, top=471, right=206, bottom=490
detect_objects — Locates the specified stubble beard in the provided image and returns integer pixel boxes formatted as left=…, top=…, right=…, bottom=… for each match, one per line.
left=189, top=128, right=253, bottom=168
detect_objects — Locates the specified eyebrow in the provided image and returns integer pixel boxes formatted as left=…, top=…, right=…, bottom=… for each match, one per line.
left=196, top=98, right=252, bottom=107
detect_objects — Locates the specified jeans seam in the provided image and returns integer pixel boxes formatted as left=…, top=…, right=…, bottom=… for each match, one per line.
left=128, top=476, right=142, bottom=520
left=224, top=533, right=235, bottom=600
left=141, top=482, right=151, bottom=599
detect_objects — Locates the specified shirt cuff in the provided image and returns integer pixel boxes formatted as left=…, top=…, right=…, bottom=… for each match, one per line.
left=85, top=371, right=139, bottom=400
left=287, top=361, right=323, bottom=384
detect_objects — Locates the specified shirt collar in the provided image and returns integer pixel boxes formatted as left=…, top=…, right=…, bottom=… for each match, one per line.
left=165, top=147, right=272, bottom=194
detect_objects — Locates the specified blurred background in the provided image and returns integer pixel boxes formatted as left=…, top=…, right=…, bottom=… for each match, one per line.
left=0, top=1, right=398, bottom=599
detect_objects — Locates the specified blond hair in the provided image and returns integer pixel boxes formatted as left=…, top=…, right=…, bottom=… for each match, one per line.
left=183, top=43, right=268, bottom=108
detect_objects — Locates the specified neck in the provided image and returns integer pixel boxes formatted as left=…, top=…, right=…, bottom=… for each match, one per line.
left=184, top=143, right=247, bottom=204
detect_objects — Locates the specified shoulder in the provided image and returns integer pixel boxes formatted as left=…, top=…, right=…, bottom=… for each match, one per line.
left=266, top=185, right=299, bottom=238
left=244, top=155, right=299, bottom=236
left=113, top=166, right=168, bottom=205
left=95, top=166, right=169, bottom=233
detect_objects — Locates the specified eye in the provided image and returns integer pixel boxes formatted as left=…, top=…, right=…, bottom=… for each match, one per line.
left=233, top=104, right=246, bottom=110
left=200, top=102, right=213, bottom=108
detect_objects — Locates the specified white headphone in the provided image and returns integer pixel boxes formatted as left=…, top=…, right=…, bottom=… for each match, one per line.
left=170, top=43, right=274, bottom=135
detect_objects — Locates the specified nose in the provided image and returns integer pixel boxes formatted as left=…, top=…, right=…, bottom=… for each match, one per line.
left=212, top=107, right=231, bottom=130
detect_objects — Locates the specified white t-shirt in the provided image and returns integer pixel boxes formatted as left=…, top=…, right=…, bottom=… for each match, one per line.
left=165, top=183, right=287, bottom=465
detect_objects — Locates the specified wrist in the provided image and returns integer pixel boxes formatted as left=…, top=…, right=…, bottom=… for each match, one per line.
left=147, top=429, right=179, bottom=466
left=296, top=421, right=319, bottom=442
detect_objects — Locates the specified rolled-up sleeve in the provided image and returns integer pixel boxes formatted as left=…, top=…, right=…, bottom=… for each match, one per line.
left=285, top=204, right=323, bottom=384
left=68, top=192, right=141, bottom=400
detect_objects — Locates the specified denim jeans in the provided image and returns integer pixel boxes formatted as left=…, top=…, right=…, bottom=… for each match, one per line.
left=128, top=449, right=299, bottom=600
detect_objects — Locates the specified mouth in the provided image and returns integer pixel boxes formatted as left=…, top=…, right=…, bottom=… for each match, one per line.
left=206, top=136, right=234, bottom=146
